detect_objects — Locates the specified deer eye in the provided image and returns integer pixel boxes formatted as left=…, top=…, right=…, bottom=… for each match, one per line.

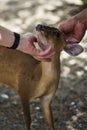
left=54, top=32, right=60, bottom=37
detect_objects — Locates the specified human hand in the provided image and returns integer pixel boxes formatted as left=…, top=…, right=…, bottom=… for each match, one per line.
left=59, top=18, right=86, bottom=56
left=17, top=33, right=55, bottom=62
left=59, top=18, right=86, bottom=43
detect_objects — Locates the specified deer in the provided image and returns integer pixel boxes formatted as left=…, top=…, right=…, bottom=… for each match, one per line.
left=0, top=24, right=83, bottom=130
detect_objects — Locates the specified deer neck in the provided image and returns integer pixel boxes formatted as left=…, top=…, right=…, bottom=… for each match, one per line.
left=41, top=52, right=61, bottom=77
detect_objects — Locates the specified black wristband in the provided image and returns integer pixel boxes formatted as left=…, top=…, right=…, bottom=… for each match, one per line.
left=9, top=32, right=20, bottom=49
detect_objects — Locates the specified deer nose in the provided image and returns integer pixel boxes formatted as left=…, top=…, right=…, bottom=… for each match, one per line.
left=36, top=24, right=44, bottom=31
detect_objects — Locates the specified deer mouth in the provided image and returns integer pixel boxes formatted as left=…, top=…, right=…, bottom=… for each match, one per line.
left=36, top=24, right=49, bottom=50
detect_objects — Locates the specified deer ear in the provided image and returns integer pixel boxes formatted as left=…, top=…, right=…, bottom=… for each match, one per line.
left=64, top=44, right=84, bottom=56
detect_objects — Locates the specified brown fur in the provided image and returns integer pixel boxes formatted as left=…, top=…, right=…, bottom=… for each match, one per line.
left=0, top=25, right=65, bottom=130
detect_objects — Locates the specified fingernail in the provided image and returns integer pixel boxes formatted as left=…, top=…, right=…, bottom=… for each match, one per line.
left=66, top=38, right=78, bottom=43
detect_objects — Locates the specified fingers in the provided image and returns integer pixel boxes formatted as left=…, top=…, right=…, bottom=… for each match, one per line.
left=59, top=19, right=76, bottom=43
left=59, top=20, right=86, bottom=43
left=39, top=46, right=55, bottom=57
left=28, top=35, right=55, bottom=62
left=65, top=37, right=79, bottom=43
left=59, top=19, right=74, bottom=33
left=33, top=56, right=51, bottom=62
left=74, top=21, right=86, bottom=42
left=29, top=36, right=55, bottom=57
left=66, top=22, right=86, bottom=43
left=31, top=46, right=55, bottom=62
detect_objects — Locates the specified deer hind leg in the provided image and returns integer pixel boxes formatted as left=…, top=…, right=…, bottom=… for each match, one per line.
left=40, top=94, right=55, bottom=130
left=19, top=92, right=31, bottom=130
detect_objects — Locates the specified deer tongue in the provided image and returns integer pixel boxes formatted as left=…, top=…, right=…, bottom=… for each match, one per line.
left=64, top=44, right=84, bottom=56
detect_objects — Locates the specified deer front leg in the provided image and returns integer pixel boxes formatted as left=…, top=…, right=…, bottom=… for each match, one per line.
left=40, top=94, right=55, bottom=130
left=19, top=93, right=31, bottom=130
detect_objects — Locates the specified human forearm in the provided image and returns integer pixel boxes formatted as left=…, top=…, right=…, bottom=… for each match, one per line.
left=74, top=9, right=87, bottom=29
left=0, top=26, right=15, bottom=47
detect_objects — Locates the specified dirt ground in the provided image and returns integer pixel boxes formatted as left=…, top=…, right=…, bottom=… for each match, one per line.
left=0, top=0, right=87, bottom=130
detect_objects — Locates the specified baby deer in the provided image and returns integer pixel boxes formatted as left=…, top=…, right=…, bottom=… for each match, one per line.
left=0, top=24, right=83, bottom=130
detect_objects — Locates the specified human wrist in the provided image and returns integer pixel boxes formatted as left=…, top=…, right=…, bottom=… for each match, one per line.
left=8, top=32, right=20, bottom=49
left=16, top=35, right=26, bottom=52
